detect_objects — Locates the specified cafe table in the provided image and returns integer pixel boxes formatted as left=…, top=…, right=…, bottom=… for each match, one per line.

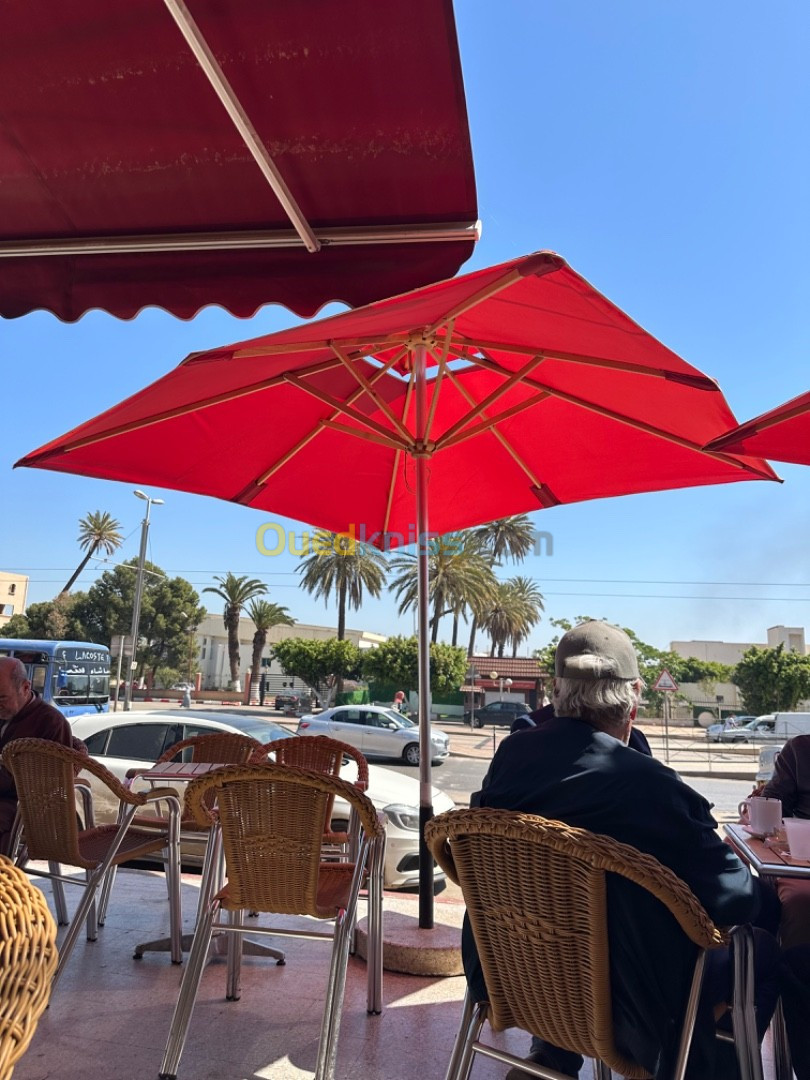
left=132, top=759, right=286, bottom=966
left=724, top=822, right=810, bottom=1080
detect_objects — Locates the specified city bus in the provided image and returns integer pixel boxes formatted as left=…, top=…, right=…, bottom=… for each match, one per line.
left=0, top=639, right=111, bottom=718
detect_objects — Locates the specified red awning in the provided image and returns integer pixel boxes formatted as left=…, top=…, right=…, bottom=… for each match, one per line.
left=0, top=0, right=478, bottom=322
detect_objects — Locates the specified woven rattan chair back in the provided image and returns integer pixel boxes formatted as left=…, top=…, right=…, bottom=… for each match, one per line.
left=256, top=737, right=369, bottom=841
left=426, top=808, right=725, bottom=1080
left=2, top=740, right=87, bottom=866
left=0, top=857, right=58, bottom=1080
left=185, top=762, right=382, bottom=917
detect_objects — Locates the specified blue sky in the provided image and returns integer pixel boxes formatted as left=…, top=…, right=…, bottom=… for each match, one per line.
left=2, top=2, right=809, bottom=654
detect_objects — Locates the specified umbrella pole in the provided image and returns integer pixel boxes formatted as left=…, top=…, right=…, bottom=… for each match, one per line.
left=414, top=341, right=434, bottom=929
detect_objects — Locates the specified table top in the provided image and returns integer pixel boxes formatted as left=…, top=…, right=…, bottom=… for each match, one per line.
left=143, top=761, right=226, bottom=781
left=724, top=823, right=810, bottom=879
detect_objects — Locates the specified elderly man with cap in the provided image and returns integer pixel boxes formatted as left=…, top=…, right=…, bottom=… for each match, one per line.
left=0, top=656, right=75, bottom=854
left=464, top=620, right=779, bottom=1080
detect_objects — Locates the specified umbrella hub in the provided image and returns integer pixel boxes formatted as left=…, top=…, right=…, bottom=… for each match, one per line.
left=411, top=440, right=436, bottom=459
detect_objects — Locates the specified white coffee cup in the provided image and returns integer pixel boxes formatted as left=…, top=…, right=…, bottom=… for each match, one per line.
left=738, top=796, right=782, bottom=836
left=784, top=818, right=810, bottom=859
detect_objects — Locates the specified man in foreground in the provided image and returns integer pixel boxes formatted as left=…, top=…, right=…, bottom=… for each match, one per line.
left=0, top=656, right=74, bottom=854
left=465, top=620, right=778, bottom=1080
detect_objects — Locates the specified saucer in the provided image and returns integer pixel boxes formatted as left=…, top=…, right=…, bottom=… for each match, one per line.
left=742, top=824, right=779, bottom=840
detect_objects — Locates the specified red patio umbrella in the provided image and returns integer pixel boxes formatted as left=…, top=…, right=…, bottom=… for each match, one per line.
left=704, top=390, right=810, bottom=465
left=17, top=250, right=778, bottom=924
left=0, top=0, right=477, bottom=321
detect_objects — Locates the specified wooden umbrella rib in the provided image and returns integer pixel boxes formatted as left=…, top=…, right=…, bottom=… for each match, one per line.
left=424, top=269, right=527, bottom=337
left=710, top=398, right=810, bottom=449
left=245, top=351, right=408, bottom=499
left=444, top=368, right=544, bottom=488
left=383, top=376, right=416, bottom=534
left=436, top=352, right=547, bottom=446
left=283, top=373, right=410, bottom=451
left=232, top=336, right=405, bottom=359
left=422, top=323, right=454, bottom=443
left=329, top=342, right=411, bottom=442
left=445, top=334, right=716, bottom=387
left=438, top=391, right=551, bottom=452
left=255, top=426, right=324, bottom=485
left=324, top=420, right=408, bottom=453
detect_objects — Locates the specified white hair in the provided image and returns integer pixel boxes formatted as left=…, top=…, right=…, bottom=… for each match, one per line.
left=552, top=676, right=642, bottom=736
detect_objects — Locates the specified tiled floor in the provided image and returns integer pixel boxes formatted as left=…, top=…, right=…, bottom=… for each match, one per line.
left=16, top=866, right=779, bottom=1080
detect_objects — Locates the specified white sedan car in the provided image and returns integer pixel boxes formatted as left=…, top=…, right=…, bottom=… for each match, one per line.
left=70, top=709, right=455, bottom=891
left=297, top=705, right=449, bottom=766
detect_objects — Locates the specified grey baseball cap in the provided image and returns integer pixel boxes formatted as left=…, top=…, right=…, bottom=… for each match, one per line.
left=555, top=620, right=640, bottom=681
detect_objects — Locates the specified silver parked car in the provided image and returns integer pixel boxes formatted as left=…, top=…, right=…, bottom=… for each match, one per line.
left=298, top=705, right=449, bottom=766
left=70, top=709, right=454, bottom=890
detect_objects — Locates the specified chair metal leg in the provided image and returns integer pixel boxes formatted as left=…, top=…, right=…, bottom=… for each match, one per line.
left=159, top=897, right=219, bottom=1080
left=594, top=1062, right=612, bottom=1080
left=455, top=996, right=488, bottom=1080
left=49, top=864, right=69, bottom=925
left=165, top=804, right=183, bottom=964
left=771, top=998, right=793, bottom=1080
left=84, top=867, right=98, bottom=941
left=671, top=948, right=707, bottom=1080
left=225, top=908, right=244, bottom=1001
left=730, top=925, right=763, bottom=1080
left=444, top=988, right=475, bottom=1080
left=313, top=906, right=355, bottom=1080
left=366, top=829, right=385, bottom=1015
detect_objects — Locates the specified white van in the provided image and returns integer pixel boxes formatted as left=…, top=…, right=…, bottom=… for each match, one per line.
left=773, top=712, right=810, bottom=739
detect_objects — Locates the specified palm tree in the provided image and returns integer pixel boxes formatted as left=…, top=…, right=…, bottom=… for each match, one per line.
left=61, top=510, right=123, bottom=595
left=297, top=531, right=388, bottom=640
left=505, top=575, right=544, bottom=656
left=467, top=515, right=536, bottom=655
left=389, top=533, right=497, bottom=643
left=203, top=573, right=267, bottom=690
left=480, top=576, right=544, bottom=658
left=246, top=599, right=295, bottom=703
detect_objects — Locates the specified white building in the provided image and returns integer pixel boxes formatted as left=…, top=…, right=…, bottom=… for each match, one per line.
left=194, top=614, right=386, bottom=691
left=0, top=572, right=28, bottom=628
left=670, top=624, right=808, bottom=666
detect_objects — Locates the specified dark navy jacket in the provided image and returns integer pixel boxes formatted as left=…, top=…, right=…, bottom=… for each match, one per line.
left=465, top=716, right=757, bottom=1078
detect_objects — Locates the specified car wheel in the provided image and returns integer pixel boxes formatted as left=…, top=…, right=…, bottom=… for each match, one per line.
left=403, top=743, right=420, bottom=766
left=473, top=717, right=484, bottom=729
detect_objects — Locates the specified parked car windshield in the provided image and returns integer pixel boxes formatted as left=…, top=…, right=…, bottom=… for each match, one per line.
left=374, top=707, right=416, bottom=729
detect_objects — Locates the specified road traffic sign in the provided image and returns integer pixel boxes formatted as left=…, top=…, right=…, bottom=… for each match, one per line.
left=653, top=669, right=678, bottom=692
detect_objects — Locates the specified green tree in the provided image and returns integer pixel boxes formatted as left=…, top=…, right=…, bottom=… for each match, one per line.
left=389, top=533, right=497, bottom=642
left=297, top=530, right=387, bottom=641
left=271, top=637, right=363, bottom=706
left=361, top=635, right=468, bottom=696
left=203, top=573, right=267, bottom=691
left=468, top=515, right=536, bottom=654
left=246, top=599, right=295, bottom=701
left=61, top=510, right=123, bottom=595
left=71, top=559, right=205, bottom=685
left=0, top=593, right=89, bottom=641
left=733, top=645, right=810, bottom=714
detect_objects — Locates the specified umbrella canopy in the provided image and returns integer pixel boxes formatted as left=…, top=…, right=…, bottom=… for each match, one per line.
left=0, top=0, right=477, bottom=322
left=18, top=249, right=778, bottom=925
left=19, top=250, right=776, bottom=518
left=705, top=390, right=810, bottom=466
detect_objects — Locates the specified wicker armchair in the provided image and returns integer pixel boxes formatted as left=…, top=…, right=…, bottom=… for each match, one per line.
left=2, top=737, right=182, bottom=992
left=426, top=808, right=762, bottom=1080
left=255, top=735, right=369, bottom=844
left=0, top=856, right=57, bottom=1080
left=159, top=762, right=385, bottom=1080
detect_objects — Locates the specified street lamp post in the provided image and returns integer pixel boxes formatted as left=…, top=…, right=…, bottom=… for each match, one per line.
left=123, top=490, right=164, bottom=711
left=490, top=670, right=500, bottom=754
